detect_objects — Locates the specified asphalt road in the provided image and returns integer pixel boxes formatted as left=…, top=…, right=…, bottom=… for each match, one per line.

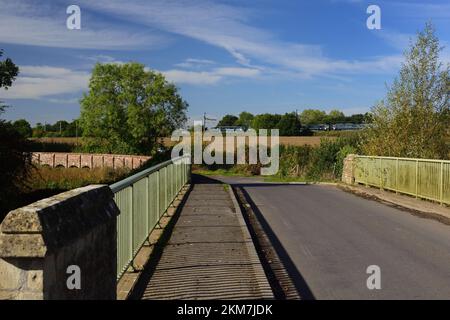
left=217, top=177, right=450, bottom=299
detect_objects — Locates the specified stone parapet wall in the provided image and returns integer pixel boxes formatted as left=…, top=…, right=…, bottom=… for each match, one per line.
left=0, top=185, right=119, bottom=300
left=342, top=154, right=356, bottom=185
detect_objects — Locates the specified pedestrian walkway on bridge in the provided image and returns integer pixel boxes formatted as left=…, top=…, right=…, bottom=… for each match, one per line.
left=133, top=176, right=273, bottom=300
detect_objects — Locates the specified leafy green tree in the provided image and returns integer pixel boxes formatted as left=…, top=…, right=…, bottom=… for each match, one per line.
left=323, top=109, right=345, bottom=124
left=300, top=109, right=326, bottom=125
left=251, top=113, right=282, bottom=132
left=0, top=49, right=19, bottom=112
left=345, top=113, right=365, bottom=124
left=80, top=62, right=188, bottom=155
left=12, top=119, right=32, bottom=138
left=277, top=112, right=302, bottom=136
left=236, top=111, right=254, bottom=129
left=217, top=114, right=238, bottom=127
left=362, top=23, right=450, bottom=159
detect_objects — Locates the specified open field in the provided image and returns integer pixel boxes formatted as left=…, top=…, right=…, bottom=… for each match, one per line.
left=162, top=135, right=336, bottom=147
left=30, top=137, right=81, bottom=145
left=32, top=136, right=340, bottom=148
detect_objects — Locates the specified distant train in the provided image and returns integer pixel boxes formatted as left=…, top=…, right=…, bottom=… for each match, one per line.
left=308, top=123, right=368, bottom=131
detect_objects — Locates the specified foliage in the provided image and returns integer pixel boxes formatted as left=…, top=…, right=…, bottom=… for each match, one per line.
left=0, top=49, right=28, bottom=221
left=217, top=114, right=238, bottom=127
left=277, top=112, right=302, bottom=136
left=251, top=113, right=282, bottom=132
left=32, top=120, right=81, bottom=138
left=236, top=111, right=254, bottom=129
left=0, top=121, right=32, bottom=220
left=362, top=23, right=450, bottom=159
left=0, top=49, right=19, bottom=108
left=299, top=109, right=326, bottom=126
left=12, top=119, right=32, bottom=138
left=80, top=62, right=188, bottom=155
left=27, top=166, right=130, bottom=191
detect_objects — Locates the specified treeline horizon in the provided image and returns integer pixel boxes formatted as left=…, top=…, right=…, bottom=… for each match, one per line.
left=8, top=108, right=370, bottom=139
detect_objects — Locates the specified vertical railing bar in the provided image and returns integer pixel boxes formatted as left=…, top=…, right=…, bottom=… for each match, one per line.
left=396, top=158, right=399, bottom=194
left=157, top=170, right=160, bottom=217
left=415, top=159, right=419, bottom=198
left=439, top=161, right=444, bottom=205
left=129, top=185, right=133, bottom=266
left=146, top=175, right=149, bottom=234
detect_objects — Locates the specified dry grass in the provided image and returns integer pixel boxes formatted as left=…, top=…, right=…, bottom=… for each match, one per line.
left=30, top=137, right=81, bottom=145
left=162, top=136, right=336, bottom=147
left=26, top=165, right=130, bottom=191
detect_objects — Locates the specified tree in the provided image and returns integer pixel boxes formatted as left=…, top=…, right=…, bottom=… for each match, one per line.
left=0, top=50, right=30, bottom=221
left=251, top=113, right=282, bottom=132
left=300, top=109, right=326, bottom=125
left=12, top=119, right=32, bottom=138
left=362, top=23, right=450, bottom=159
left=323, top=109, right=345, bottom=124
left=0, top=49, right=19, bottom=112
left=80, top=62, right=188, bottom=155
left=236, top=111, right=254, bottom=129
left=217, top=114, right=238, bottom=127
left=277, top=112, right=302, bottom=136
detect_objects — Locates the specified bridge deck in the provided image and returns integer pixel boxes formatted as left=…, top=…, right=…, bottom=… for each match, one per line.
left=138, top=177, right=273, bottom=300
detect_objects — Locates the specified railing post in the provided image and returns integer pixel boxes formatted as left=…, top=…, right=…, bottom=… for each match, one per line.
left=129, top=185, right=133, bottom=265
left=415, top=160, right=419, bottom=198
left=145, top=176, right=149, bottom=233
left=165, top=167, right=168, bottom=210
left=395, top=158, right=399, bottom=194
left=440, top=161, right=444, bottom=205
left=157, top=170, right=160, bottom=216
left=379, top=157, right=383, bottom=190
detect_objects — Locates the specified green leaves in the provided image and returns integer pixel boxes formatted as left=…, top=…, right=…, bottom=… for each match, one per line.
left=80, top=62, right=188, bottom=155
left=363, top=23, right=450, bottom=159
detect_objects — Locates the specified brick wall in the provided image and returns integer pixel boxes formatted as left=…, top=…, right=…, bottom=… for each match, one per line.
left=32, top=152, right=151, bottom=170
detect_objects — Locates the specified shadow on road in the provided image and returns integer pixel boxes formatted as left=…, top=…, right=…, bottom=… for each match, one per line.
left=238, top=186, right=315, bottom=300
left=199, top=174, right=315, bottom=300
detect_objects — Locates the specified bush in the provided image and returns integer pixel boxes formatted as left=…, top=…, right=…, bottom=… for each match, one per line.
left=0, top=121, right=32, bottom=221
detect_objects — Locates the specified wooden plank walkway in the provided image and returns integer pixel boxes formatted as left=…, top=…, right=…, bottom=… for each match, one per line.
left=138, top=178, right=273, bottom=300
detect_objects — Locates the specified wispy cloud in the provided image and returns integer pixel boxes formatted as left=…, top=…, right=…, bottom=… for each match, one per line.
left=175, top=58, right=216, bottom=68
left=76, top=0, right=403, bottom=78
left=0, top=66, right=89, bottom=99
left=162, top=66, right=261, bottom=85
left=0, top=0, right=167, bottom=50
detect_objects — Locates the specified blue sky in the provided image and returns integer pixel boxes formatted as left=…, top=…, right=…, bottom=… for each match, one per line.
left=0, top=0, right=449, bottom=125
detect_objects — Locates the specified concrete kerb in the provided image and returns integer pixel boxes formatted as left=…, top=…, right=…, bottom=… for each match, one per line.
left=227, top=185, right=274, bottom=299
left=338, top=183, right=450, bottom=225
left=116, top=183, right=192, bottom=300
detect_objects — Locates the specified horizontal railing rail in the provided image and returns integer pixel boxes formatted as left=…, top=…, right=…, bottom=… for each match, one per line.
left=354, top=155, right=450, bottom=205
left=111, top=155, right=191, bottom=280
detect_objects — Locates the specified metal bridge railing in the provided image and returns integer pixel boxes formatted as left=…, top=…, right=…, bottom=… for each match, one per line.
left=110, top=155, right=191, bottom=280
left=354, top=155, right=450, bottom=206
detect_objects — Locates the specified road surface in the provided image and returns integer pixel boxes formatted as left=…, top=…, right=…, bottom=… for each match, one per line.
left=217, top=177, right=450, bottom=299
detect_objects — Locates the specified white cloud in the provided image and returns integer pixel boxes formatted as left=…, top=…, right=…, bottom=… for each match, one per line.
left=76, top=0, right=404, bottom=77
left=162, top=66, right=261, bottom=85
left=163, top=70, right=221, bottom=85
left=0, top=66, right=89, bottom=99
left=175, top=58, right=216, bottom=68
left=0, top=0, right=166, bottom=50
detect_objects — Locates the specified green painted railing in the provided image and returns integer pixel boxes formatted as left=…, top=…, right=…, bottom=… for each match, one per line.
left=354, top=155, right=450, bottom=205
left=110, top=155, right=191, bottom=280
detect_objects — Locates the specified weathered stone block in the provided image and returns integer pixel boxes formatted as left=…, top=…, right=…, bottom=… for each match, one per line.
left=342, top=154, right=356, bottom=184
left=0, top=185, right=120, bottom=300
